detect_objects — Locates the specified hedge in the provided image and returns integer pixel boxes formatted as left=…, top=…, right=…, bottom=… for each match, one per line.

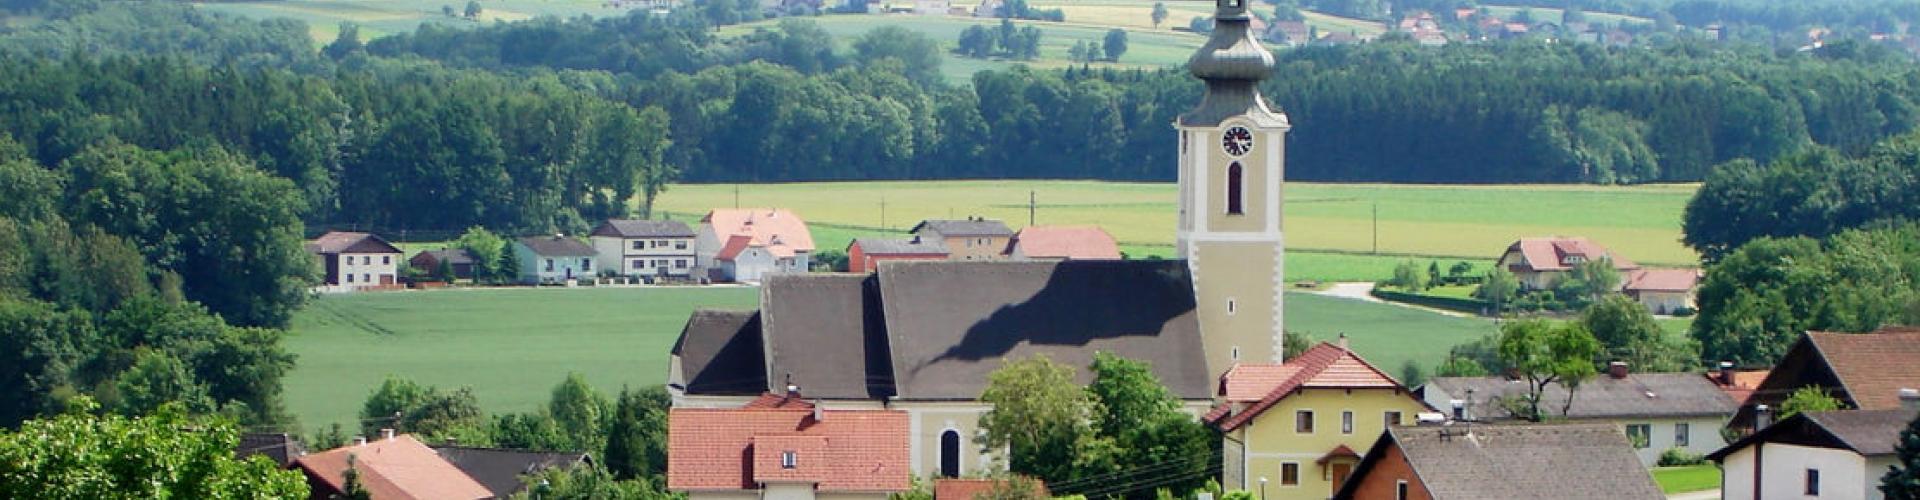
left=1369, top=288, right=1494, bottom=314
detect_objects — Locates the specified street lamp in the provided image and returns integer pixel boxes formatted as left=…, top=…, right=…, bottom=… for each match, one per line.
left=1259, top=477, right=1268, bottom=500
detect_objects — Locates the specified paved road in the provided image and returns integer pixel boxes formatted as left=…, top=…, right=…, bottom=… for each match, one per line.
left=1667, top=489, right=1720, bottom=500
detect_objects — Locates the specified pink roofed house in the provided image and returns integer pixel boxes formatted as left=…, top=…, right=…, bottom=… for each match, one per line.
left=1494, top=237, right=1639, bottom=291
left=1005, top=226, right=1122, bottom=261
left=668, top=392, right=911, bottom=499
left=697, top=208, right=815, bottom=282
left=1623, top=268, right=1702, bottom=314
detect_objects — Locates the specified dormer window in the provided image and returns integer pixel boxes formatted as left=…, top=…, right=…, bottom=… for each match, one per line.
left=781, top=451, right=798, bottom=469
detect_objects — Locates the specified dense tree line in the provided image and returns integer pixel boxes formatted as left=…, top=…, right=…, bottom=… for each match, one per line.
left=0, top=0, right=322, bottom=70
left=1684, top=132, right=1920, bottom=262
left=0, top=399, right=308, bottom=498
left=1689, top=222, right=1920, bottom=367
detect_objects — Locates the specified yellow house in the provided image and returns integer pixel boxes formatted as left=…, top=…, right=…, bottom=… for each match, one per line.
left=1204, top=341, right=1432, bottom=500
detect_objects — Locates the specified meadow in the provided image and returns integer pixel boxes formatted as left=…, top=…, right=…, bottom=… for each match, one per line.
left=283, top=286, right=1496, bottom=431
left=716, top=13, right=1207, bottom=82
left=196, top=0, right=623, bottom=42
left=653, top=180, right=1701, bottom=275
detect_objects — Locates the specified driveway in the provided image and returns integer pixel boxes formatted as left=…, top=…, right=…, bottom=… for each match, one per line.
left=1667, top=490, right=1719, bottom=500
left=1310, top=282, right=1477, bottom=318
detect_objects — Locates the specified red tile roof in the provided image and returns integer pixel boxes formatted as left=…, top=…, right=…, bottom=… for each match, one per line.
left=668, top=403, right=910, bottom=493
left=935, top=478, right=1050, bottom=499
left=1009, top=226, right=1121, bottom=260
left=1208, top=342, right=1411, bottom=431
left=1808, top=328, right=1920, bottom=410
left=292, top=434, right=491, bottom=500
left=1624, top=268, right=1701, bottom=293
left=1316, top=444, right=1360, bottom=464
left=714, top=234, right=754, bottom=262
left=1709, top=369, right=1770, bottom=405
left=1504, top=237, right=1637, bottom=272
left=743, top=392, right=818, bottom=409
left=704, top=209, right=815, bottom=258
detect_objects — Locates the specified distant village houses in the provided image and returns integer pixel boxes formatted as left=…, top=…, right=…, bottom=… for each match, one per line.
left=1420, top=362, right=1738, bottom=466
left=514, top=235, right=598, bottom=285
left=306, top=231, right=404, bottom=291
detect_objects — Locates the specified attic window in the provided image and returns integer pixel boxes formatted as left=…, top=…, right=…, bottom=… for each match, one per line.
left=781, top=451, right=797, bottom=469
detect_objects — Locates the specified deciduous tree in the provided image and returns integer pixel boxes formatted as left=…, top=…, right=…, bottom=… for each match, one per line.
left=1496, top=319, right=1600, bottom=421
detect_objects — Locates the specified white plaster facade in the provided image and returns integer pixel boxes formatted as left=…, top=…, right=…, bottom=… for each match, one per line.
left=1719, top=443, right=1895, bottom=500
left=591, top=234, right=695, bottom=278
left=331, top=252, right=401, bottom=288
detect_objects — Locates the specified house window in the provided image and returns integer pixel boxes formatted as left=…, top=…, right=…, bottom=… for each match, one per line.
left=632, top=241, right=644, bottom=250
left=633, top=259, right=646, bottom=269
left=346, top=273, right=354, bottom=283
left=1395, top=480, right=1409, bottom=500
left=1385, top=411, right=1402, bottom=428
left=1296, top=410, right=1314, bottom=434
left=382, top=256, right=390, bottom=265
left=1342, top=411, right=1354, bottom=434
left=654, top=259, right=668, bottom=269
left=1625, top=424, right=1651, bottom=449
left=675, top=259, right=688, bottom=269
left=939, top=430, right=961, bottom=478
left=1226, top=162, right=1244, bottom=215
left=362, top=274, right=370, bottom=283
left=1280, top=463, right=1299, bottom=486
left=545, top=259, right=554, bottom=272
left=361, top=256, right=371, bottom=265
left=1805, top=469, right=1820, bottom=495
left=1226, top=299, right=1237, bottom=315
left=675, top=241, right=688, bottom=250
left=1231, top=347, right=1240, bottom=361
left=781, top=451, right=797, bottom=469
left=1674, top=423, right=1690, bottom=447
left=582, top=258, right=592, bottom=271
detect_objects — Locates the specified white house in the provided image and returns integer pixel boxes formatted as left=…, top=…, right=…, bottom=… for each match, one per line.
left=1421, top=364, right=1739, bottom=466
left=1495, top=237, right=1640, bottom=290
left=589, top=219, right=697, bottom=279
left=696, top=209, right=814, bottom=282
left=1710, top=401, right=1918, bottom=500
left=1623, top=268, right=1702, bottom=314
left=514, top=235, right=597, bottom=284
left=306, top=231, right=404, bottom=290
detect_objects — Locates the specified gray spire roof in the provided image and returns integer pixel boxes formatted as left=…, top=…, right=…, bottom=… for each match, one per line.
left=1181, top=0, right=1286, bottom=127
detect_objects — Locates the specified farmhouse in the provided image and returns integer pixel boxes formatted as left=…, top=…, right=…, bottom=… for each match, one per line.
left=292, top=433, right=492, bottom=500
left=514, top=235, right=597, bottom=284
left=1622, top=268, right=1702, bottom=314
left=667, top=394, right=910, bottom=499
left=306, top=231, right=404, bottom=290
left=409, top=248, right=477, bottom=281
left=1203, top=340, right=1433, bottom=498
left=847, top=237, right=948, bottom=273
left=910, top=218, right=1014, bottom=261
left=668, top=260, right=1216, bottom=478
left=1709, top=403, right=1920, bottom=500
left=1420, top=363, right=1738, bottom=466
left=1332, top=423, right=1666, bottom=500
left=1731, top=327, right=1920, bottom=431
left=1494, top=237, right=1639, bottom=290
left=1005, top=225, right=1121, bottom=261
left=697, top=208, right=814, bottom=282
left=590, top=219, right=696, bottom=279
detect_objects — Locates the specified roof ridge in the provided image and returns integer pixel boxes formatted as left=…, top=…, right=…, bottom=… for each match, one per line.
left=1213, top=344, right=1347, bottom=430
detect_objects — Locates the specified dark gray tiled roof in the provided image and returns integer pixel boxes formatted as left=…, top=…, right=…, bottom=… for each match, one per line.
left=431, top=446, right=589, bottom=497
left=761, top=274, right=894, bottom=399
left=517, top=236, right=596, bottom=257
left=236, top=432, right=305, bottom=466
left=672, top=310, right=766, bottom=395
left=851, top=237, right=949, bottom=255
left=1806, top=408, right=1917, bottom=456
left=876, top=260, right=1210, bottom=401
left=1425, top=372, right=1737, bottom=420
left=1388, top=423, right=1663, bottom=500
left=416, top=248, right=476, bottom=265
left=592, top=219, right=695, bottom=238
left=910, top=219, right=1014, bottom=238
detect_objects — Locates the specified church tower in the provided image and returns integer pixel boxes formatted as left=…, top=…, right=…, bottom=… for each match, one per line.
left=1179, top=0, right=1287, bottom=377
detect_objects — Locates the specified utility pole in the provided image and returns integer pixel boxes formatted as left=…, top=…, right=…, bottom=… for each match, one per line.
left=880, top=196, right=887, bottom=231
left=733, top=185, right=740, bottom=209
left=1371, top=202, right=1379, bottom=255
left=1029, top=190, right=1036, bottom=226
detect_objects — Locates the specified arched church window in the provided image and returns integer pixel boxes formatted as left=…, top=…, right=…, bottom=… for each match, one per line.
left=940, top=429, right=962, bottom=478
left=1227, top=162, right=1244, bottom=215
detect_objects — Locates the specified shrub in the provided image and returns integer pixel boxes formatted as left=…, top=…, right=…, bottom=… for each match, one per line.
left=1672, top=306, right=1696, bottom=317
left=1658, top=448, right=1707, bottom=466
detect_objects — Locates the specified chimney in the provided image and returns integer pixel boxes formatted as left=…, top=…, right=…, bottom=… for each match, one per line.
left=380, top=428, right=395, bottom=441
left=1900, top=388, right=1920, bottom=412
left=1449, top=399, right=1466, bottom=421
left=1755, top=404, right=1774, bottom=429
left=1717, top=361, right=1735, bottom=386
left=812, top=401, right=824, bottom=422
left=352, top=436, right=367, bottom=446
left=1336, top=333, right=1349, bottom=350
left=1608, top=361, right=1629, bottom=379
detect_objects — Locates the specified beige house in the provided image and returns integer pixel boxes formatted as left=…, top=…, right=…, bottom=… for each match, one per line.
left=1421, top=364, right=1739, bottom=466
left=306, top=231, right=404, bottom=290
left=909, top=218, right=1013, bottom=261
left=1623, top=268, right=1702, bottom=314
left=669, top=261, right=1213, bottom=480
left=668, top=394, right=910, bottom=499
left=1711, top=404, right=1918, bottom=500
left=1495, top=237, right=1640, bottom=290
left=590, top=219, right=696, bottom=279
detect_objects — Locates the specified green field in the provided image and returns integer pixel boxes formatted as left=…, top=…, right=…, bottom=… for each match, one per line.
left=655, top=180, right=1701, bottom=271
left=196, top=0, right=624, bottom=42
left=717, top=14, right=1206, bottom=82
left=1651, top=464, right=1720, bottom=494
left=284, top=287, right=1493, bottom=430
left=1480, top=5, right=1651, bottom=26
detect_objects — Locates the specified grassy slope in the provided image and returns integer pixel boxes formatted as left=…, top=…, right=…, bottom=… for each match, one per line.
left=653, top=180, right=1699, bottom=268
left=284, top=286, right=758, bottom=431
left=196, top=0, right=622, bottom=43
left=1651, top=464, right=1720, bottom=494
left=717, top=14, right=1206, bottom=83
left=284, top=287, right=1490, bottom=430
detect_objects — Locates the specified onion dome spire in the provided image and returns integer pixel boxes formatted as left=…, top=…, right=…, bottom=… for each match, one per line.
left=1181, top=0, right=1282, bottom=127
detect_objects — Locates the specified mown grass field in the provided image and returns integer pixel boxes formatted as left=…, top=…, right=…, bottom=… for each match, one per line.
left=654, top=180, right=1701, bottom=274
left=1651, top=464, right=1720, bottom=494
left=284, top=286, right=1495, bottom=431
left=717, top=14, right=1207, bottom=82
left=196, top=0, right=622, bottom=42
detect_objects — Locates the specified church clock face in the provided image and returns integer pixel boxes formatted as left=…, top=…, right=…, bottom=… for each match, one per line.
left=1222, top=126, right=1254, bottom=157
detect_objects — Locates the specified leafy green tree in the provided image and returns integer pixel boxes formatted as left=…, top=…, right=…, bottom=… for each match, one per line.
left=853, top=26, right=944, bottom=87
left=1496, top=319, right=1601, bottom=421
left=436, top=258, right=456, bottom=283
left=1282, top=331, right=1315, bottom=360
left=604, top=386, right=669, bottom=480
left=1101, top=29, right=1128, bottom=61
left=113, top=349, right=216, bottom=417
left=1777, top=386, right=1845, bottom=420
left=358, top=376, right=484, bottom=440
left=512, top=464, right=677, bottom=499
left=1581, top=295, right=1696, bottom=372
left=0, top=298, right=90, bottom=426
left=1400, top=359, right=1428, bottom=388
left=497, top=242, right=522, bottom=285
left=455, top=227, right=507, bottom=282
left=1084, top=352, right=1212, bottom=496
left=341, top=455, right=373, bottom=500
left=0, top=398, right=308, bottom=498
left=1390, top=260, right=1429, bottom=291
left=958, top=25, right=997, bottom=58
left=1884, top=411, right=1920, bottom=499
left=1449, top=261, right=1473, bottom=277
left=464, top=0, right=482, bottom=18
left=1434, top=356, right=1489, bottom=377
left=1150, top=2, right=1168, bottom=28
left=978, top=354, right=1101, bottom=484
left=549, top=373, right=612, bottom=453
left=1427, top=261, right=1442, bottom=286
left=323, top=23, right=364, bottom=60
left=1692, top=224, right=1920, bottom=366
